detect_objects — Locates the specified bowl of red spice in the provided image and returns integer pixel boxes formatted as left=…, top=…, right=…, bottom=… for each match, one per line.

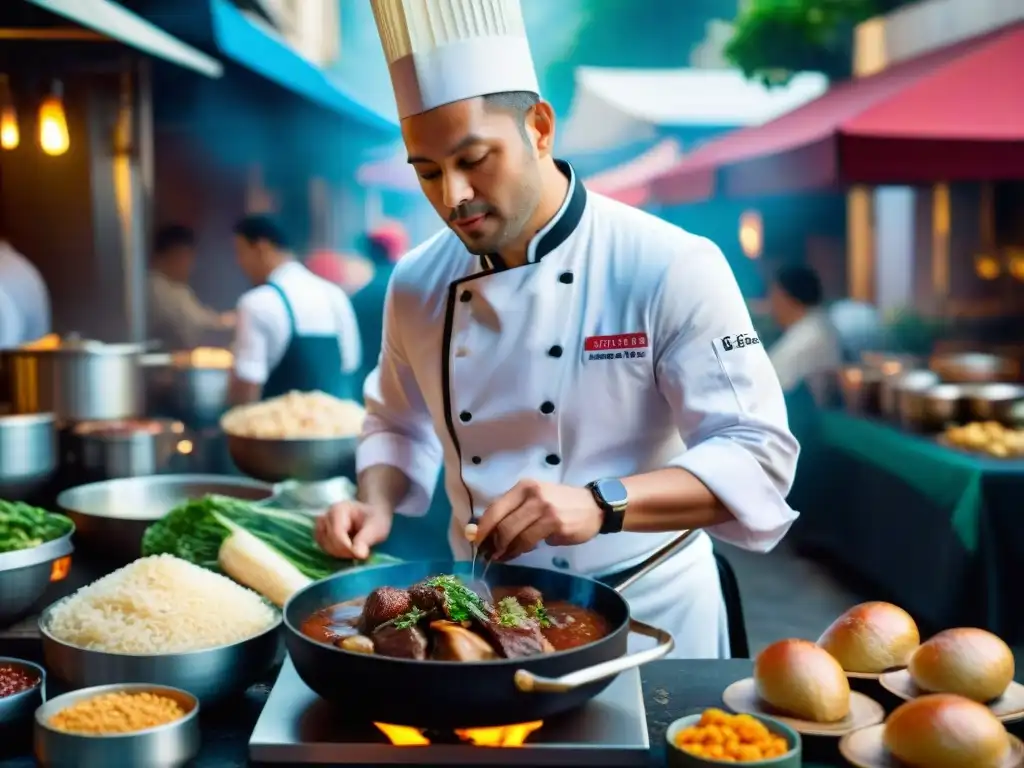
left=0, top=657, right=45, bottom=726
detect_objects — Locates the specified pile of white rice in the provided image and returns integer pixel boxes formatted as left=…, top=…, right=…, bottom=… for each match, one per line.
left=46, top=555, right=278, bottom=654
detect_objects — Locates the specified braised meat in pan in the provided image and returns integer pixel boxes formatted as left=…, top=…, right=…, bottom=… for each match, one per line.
left=299, top=575, right=610, bottom=662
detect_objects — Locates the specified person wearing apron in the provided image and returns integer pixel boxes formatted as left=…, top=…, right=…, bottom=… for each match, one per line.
left=229, top=215, right=361, bottom=406
left=261, top=282, right=352, bottom=401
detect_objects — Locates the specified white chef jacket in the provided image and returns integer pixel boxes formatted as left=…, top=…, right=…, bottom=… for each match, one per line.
left=0, top=241, right=50, bottom=348
left=358, top=162, right=800, bottom=658
left=234, top=261, right=361, bottom=385
left=768, top=308, right=842, bottom=402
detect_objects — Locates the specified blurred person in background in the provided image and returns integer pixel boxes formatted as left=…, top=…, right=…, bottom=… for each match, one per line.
left=829, top=298, right=883, bottom=363
left=0, top=230, right=50, bottom=348
left=229, top=215, right=361, bottom=404
left=767, top=264, right=841, bottom=403
left=148, top=224, right=234, bottom=350
left=349, top=221, right=408, bottom=396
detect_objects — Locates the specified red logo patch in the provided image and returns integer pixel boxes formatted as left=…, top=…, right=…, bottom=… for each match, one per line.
left=584, top=333, right=649, bottom=351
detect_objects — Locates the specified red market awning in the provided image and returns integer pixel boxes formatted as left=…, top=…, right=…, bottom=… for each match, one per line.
left=583, top=139, right=681, bottom=206
left=650, top=23, right=1024, bottom=204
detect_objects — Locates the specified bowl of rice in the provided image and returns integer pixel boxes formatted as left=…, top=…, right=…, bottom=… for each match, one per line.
left=39, top=555, right=283, bottom=705
left=34, top=683, right=199, bottom=768
left=221, top=390, right=365, bottom=483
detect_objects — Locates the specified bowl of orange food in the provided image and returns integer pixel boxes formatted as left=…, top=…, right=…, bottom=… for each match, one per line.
left=666, top=708, right=801, bottom=767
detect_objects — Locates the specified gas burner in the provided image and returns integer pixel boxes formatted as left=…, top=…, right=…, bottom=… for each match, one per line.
left=249, top=658, right=649, bottom=765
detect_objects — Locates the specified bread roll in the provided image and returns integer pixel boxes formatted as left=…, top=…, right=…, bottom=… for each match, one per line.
left=815, top=602, right=921, bottom=671
left=883, top=694, right=1010, bottom=768
left=909, top=628, right=1014, bottom=703
left=754, top=639, right=850, bottom=722
left=817, top=601, right=920, bottom=673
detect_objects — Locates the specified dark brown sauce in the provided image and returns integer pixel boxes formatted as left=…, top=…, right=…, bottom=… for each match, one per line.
left=300, top=597, right=365, bottom=645
left=299, top=587, right=610, bottom=656
left=542, top=602, right=611, bottom=652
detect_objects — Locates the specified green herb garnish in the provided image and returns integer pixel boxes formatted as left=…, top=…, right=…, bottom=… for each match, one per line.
left=529, top=600, right=552, bottom=629
left=425, top=575, right=489, bottom=622
left=392, top=607, right=426, bottom=629
left=497, top=597, right=530, bottom=627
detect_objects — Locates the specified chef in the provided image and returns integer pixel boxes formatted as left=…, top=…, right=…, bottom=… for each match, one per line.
left=315, top=0, right=799, bottom=658
left=148, top=224, right=235, bottom=351
left=229, top=214, right=361, bottom=404
left=0, top=234, right=50, bottom=348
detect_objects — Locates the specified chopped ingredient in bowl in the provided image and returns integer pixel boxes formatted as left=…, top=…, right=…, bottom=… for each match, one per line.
left=45, top=554, right=278, bottom=654
left=49, top=691, right=187, bottom=734
left=0, top=665, right=40, bottom=697
left=675, top=708, right=792, bottom=762
left=221, top=390, right=365, bottom=438
left=0, top=500, right=73, bottom=554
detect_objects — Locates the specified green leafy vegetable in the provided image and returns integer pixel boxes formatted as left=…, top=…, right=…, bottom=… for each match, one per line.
left=0, top=500, right=73, bottom=554
left=141, top=496, right=398, bottom=580
left=425, top=574, right=488, bottom=622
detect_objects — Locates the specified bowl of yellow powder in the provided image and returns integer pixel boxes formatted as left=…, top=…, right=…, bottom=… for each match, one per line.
left=33, top=683, right=199, bottom=767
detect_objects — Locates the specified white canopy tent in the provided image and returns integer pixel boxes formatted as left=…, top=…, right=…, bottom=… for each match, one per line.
left=558, top=67, right=829, bottom=154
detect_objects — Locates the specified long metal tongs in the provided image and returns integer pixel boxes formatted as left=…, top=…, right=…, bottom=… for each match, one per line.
left=463, top=520, right=495, bottom=603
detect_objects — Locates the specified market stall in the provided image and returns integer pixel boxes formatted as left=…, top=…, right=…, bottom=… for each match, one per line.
left=791, top=351, right=1024, bottom=643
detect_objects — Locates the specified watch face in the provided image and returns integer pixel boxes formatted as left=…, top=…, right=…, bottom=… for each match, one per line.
left=595, top=478, right=628, bottom=508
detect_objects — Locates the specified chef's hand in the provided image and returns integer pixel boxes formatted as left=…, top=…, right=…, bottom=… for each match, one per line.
left=315, top=501, right=393, bottom=560
left=474, top=480, right=603, bottom=562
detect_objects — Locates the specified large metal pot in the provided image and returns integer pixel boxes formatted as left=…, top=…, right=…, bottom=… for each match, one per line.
left=142, top=350, right=232, bottom=427
left=71, top=418, right=190, bottom=480
left=0, top=413, right=57, bottom=500
left=4, top=340, right=147, bottom=422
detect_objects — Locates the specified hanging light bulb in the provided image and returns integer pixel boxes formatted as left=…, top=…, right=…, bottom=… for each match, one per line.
left=0, top=75, right=17, bottom=150
left=38, top=80, right=69, bottom=156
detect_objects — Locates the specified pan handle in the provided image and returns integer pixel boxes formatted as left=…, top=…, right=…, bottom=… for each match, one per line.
left=613, top=528, right=697, bottom=594
left=514, top=617, right=674, bottom=693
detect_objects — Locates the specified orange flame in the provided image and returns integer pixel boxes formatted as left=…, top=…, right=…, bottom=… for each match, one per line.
left=375, top=721, right=544, bottom=747
left=50, top=557, right=71, bottom=582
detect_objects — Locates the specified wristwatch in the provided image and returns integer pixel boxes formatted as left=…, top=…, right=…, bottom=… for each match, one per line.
left=587, top=478, right=628, bottom=535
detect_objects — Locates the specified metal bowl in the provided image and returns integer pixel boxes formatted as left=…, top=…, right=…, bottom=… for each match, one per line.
left=0, top=657, right=45, bottom=726
left=0, top=527, right=74, bottom=628
left=142, top=351, right=232, bottom=428
left=56, top=474, right=274, bottom=560
left=837, top=365, right=884, bottom=415
left=34, top=683, right=199, bottom=768
left=0, top=412, right=57, bottom=500
left=226, top=433, right=357, bottom=483
left=967, top=383, right=1024, bottom=425
left=920, top=383, right=978, bottom=429
left=930, top=352, right=1018, bottom=384
left=39, top=604, right=283, bottom=706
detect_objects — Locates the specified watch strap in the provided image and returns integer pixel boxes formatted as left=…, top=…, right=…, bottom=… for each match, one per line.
left=588, top=479, right=627, bottom=534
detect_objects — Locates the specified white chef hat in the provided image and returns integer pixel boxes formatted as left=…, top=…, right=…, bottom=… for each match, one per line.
left=371, top=0, right=541, bottom=120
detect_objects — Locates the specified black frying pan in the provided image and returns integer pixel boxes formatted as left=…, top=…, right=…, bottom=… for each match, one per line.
left=283, top=531, right=693, bottom=728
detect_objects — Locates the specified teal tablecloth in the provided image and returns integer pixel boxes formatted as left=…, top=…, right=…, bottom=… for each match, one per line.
left=790, top=410, right=1024, bottom=640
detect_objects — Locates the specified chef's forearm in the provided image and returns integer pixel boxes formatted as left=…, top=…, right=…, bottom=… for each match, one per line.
left=356, top=464, right=411, bottom=515
left=620, top=468, right=735, bottom=532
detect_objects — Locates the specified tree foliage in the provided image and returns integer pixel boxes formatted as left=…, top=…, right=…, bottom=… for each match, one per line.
left=724, top=0, right=916, bottom=85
